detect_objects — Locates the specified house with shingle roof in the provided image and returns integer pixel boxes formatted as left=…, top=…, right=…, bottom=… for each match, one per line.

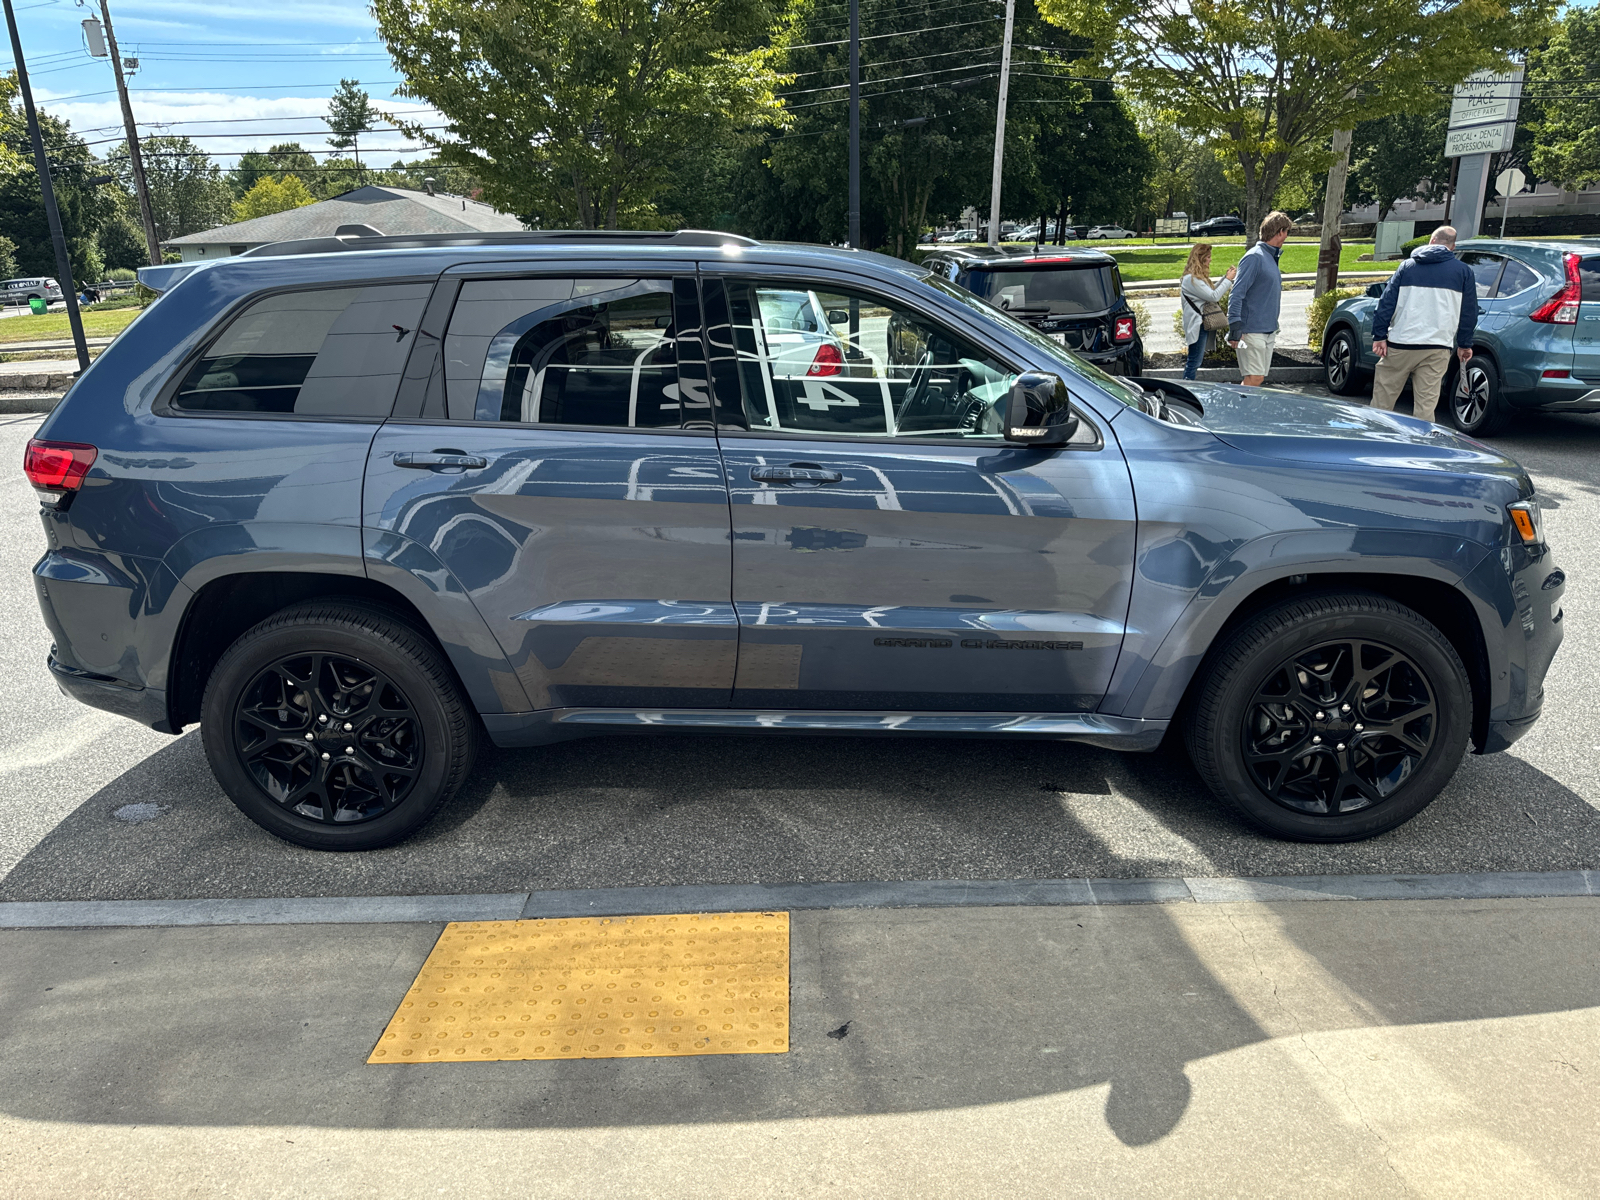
left=165, top=185, right=525, bottom=261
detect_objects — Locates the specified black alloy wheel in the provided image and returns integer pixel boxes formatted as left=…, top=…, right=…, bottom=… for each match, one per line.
left=202, top=601, right=478, bottom=850
left=1241, top=639, right=1435, bottom=816
left=1445, top=357, right=1506, bottom=436
left=233, top=653, right=422, bottom=825
left=1186, top=592, right=1470, bottom=841
left=1323, top=328, right=1362, bottom=395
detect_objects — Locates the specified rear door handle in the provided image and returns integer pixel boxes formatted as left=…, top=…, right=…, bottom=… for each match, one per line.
left=394, top=450, right=488, bottom=470
left=750, top=465, right=844, bottom=485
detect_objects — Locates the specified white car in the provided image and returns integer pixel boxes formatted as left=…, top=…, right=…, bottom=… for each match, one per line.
left=937, top=229, right=981, bottom=243
left=1085, top=225, right=1136, bottom=240
left=3, top=276, right=63, bottom=305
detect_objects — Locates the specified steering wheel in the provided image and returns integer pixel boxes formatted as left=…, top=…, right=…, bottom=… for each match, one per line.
left=894, top=351, right=935, bottom=431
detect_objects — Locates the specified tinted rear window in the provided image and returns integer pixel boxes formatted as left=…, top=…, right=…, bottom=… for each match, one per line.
left=173, top=283, right=430, bottom=417
left=1580, top=257, right=1600, bottom=303
left=967, top=265, right=1115, bottom=315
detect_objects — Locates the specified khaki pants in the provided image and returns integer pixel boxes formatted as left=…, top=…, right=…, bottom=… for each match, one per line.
left=1372, top=347, right=1451, bottom=422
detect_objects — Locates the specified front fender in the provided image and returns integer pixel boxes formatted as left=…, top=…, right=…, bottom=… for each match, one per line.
left=1102, top=527, right=1492, bottom=722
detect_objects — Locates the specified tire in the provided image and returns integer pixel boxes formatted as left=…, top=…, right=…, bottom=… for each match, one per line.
left=1322, top=327, right=1363, bottom=395
left=1184, top=592, right=1471, bottom=842
left=201, top=601, right=479, bottom=850
left=1443, top=356, right=1507, bottom=436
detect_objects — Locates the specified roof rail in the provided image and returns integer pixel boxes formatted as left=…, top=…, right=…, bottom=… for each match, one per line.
left=237, top=229, right=759, bottom=259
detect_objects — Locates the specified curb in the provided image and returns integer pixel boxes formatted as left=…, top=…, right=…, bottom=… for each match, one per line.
left=0, top=392, right=62, bottom=414
left=2, top=870, right=1595, bottom=929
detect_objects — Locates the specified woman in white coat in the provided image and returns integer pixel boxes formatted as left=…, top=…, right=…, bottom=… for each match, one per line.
left=1180, top=243, right=1236, bottom=380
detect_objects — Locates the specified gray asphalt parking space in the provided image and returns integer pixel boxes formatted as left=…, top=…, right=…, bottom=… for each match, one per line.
left=2, top=401, right=1597, bottom=903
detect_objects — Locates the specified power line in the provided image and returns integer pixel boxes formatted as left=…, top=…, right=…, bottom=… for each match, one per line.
left=783, top=18, right=994, bottom=52
left=777, top=59, right=1002, bottom=97
left=81, top=125, right=452, bottom=148
left=41, top=80, right=407, bottom=102
left=782, top=43, right=1001, bottom=78
left=784, top=70, right=1000, bottom=109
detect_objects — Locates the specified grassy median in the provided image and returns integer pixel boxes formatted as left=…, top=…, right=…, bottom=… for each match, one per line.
left=0, top=306, right=144, bottom=345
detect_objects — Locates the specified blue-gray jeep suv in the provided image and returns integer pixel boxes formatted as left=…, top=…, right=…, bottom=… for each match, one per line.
left=25, top=230, right=1563, bottom=850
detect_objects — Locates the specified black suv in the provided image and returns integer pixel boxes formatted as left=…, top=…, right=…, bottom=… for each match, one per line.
left=1189, top=216, right=1245, bottom=237
left=922, top=247, right=1145, bottom=375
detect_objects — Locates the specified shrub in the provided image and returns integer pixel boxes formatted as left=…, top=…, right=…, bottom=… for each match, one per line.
left=1306, top=287, right=1362, bottom=352
left=1399, top=235, right=1429, bottom=259
left=105, top=267, right=137, bottom=282
left=1128, top=298, right=1150, bottom=336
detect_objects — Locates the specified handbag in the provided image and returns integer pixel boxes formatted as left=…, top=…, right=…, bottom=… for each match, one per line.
left=1184, top=290, right=1229, bottom=334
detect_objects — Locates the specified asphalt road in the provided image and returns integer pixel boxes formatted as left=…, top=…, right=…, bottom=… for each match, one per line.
left=2, top=396, right=1597, bottom=903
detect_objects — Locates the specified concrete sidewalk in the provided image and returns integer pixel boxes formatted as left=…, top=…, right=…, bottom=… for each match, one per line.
left=2, top=895, right=1595, bottom=1197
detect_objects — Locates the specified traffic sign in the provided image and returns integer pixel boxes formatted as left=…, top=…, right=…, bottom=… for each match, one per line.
left=1495, top=168, right=1526, bottom=197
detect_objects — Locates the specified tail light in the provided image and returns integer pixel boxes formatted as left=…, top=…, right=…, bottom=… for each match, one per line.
left=1530, top=253, right=1581, bottom=325
left=1113, top=316, right=1135, bottom=342
left=807, top=342, right=843, bottom=376
left=24, top=438, right=97, bottom=506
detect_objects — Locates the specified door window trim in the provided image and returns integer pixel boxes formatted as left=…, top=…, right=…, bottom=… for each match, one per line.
left=391, top=269, right=712, bottom=436
left=699, top=268, right=1104, bottom=451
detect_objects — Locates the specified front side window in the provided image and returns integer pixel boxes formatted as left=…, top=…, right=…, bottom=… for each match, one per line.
left=442, top=277, right=679, bottom=427
left=711, top=279, right=1022, bottom=440
left=173, top=283, right=430, bottom=416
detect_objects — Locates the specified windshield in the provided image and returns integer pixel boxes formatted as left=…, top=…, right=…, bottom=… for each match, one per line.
left=920, top=274, right=1145, bottom=408
left=967, top=265, right=1114, bottom=315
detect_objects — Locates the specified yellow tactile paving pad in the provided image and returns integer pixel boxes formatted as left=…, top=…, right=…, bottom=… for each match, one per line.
left=369, top=912, right=789, bottom=1063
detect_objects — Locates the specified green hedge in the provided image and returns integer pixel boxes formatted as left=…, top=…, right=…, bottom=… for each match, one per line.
left=1307, top=287, right=1363, bottom=351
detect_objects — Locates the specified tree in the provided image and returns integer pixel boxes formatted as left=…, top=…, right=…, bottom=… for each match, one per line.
left=232, top=175, right=316, bottom=222
left=1350, top=103, right=1452, bottom=220
left=1038, top=0, right=1557, bottom=241
left=228, top=142, right=319, bottom=198
left=0, top=74, right=114, bottom=279
left=108, top=136, right=230, bottom=242
left=1191, top=144, right=1244, bottom=219
left=326, top=79, right=379, bottom=175
left=1528, top=5, right=1600, bottom=189
left=374, top=0, right=782, bottom=228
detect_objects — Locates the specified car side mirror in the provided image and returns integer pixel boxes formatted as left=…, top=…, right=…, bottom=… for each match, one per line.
left=826, top=309, right=848, bottom=325
left=1004, top=372, right=1079, bottom=445
left=1365, top=283, right=1384, bottom=298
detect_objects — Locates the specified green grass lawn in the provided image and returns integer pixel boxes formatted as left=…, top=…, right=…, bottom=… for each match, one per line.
left=1103, top=242, right=1394, bottom=283
left=0, top=305, right=144, bottom=345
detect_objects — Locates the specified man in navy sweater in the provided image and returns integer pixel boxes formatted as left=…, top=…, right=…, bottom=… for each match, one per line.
left=1370, top=226, right=1478, bottom=422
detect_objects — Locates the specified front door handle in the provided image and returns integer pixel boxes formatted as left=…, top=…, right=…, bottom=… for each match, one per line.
left=394, top=450, right=489, bottom=470
left=750, top=465, right=844, bottom=485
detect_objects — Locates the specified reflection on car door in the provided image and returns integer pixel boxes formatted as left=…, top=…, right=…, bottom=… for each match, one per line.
left=364, top=270, right=737, bottom=711
left=702, top=273, right=1137, bottom=712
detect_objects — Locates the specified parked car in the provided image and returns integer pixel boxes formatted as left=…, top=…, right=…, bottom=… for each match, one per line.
left=29, top=229, right=1561, bottom=850
left=1189, top=216, right=1246, bottom=237
left=1320, top=238, right=1600, bottom=435
left=937, top=229, right=981, bottom=243
left=1085, top=225, right=1136, bottom=240
left=922, top=245, right=1145, bottom=375
left=3, top=276, right=63, bottom=306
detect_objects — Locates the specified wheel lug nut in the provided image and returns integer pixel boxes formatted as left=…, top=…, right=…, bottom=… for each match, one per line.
left=1312, top=735, right=1322, bottom=744
left=1354, top=723, right=1364, bottom=732
left=344, top=722, right=353, bottom=731
left=1341, top=704, right=1351, bottom=713
left=1336, top=743, right=1346, bottom=751
left=345, top=746, right=354, bottom=754
left=320, top=752, right=331, bottom=761
left=318, top=715, right=328, bottom=724
left=1315, top=711, right=1325, bottom=720
left=304, top=732, right=314, bottom=741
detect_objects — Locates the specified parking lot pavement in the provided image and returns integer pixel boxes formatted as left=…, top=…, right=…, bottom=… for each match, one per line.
left=1, top=897, right=1595, bottom=1196
left=1, top=398, right=1597, bottom=904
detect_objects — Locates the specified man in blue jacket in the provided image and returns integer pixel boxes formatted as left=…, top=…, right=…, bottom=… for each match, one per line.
left=1370, top=226, right=1478, bottom=422
left=1227, top=211, right=1294, bottom=386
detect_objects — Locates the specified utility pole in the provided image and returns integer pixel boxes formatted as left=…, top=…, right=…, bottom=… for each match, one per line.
left=3, top=0, right=90, bottom=371
left=986, top=0, right=1016, bottom=249
left=90, top=1, right=161, bottom=266
left=1313, top=125, right=1353, bottom=296
left=847, top=0, right=860, bottom=248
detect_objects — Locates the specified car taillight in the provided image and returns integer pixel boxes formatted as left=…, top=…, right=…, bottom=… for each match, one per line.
left=24, top=438, right=97, bottom=494
left=1530, top=253, right=1581, bottom=325
left=807, top=342, right=843, bottom=376
left=1113, top=316, right=1134, bottom=342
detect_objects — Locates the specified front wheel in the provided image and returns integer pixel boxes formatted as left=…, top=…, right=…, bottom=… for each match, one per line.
left=1444, top=357, right=1507, bottom=436
left=1185, top=593, right=1471, bottom=841
left=1322, top=328, right=1363, bottom=395
left=201, top=601, right=479, bottom=850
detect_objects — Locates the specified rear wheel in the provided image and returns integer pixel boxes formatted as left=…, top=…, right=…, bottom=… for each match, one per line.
left=1444, top=357, right=1507, bottom=436
left=201, top=602, right=478, bottom=850
left=1185, top=593, right=1471, bottom=841
left=1322, top=328, right=1363, bottom=395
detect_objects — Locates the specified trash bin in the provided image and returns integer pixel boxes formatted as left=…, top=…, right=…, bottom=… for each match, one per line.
left=28, top=297, right=46, bottom=315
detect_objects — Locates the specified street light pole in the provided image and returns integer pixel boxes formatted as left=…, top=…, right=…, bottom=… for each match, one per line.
left=986, top=0, right=1016, bottom=249
left=847, top=0, right=860, bottom=249
left=97, top=0, right=162, bottom=266
left=2, top=0, right=90, bottom=372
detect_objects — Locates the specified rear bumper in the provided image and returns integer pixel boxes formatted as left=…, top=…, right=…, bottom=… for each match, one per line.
left=48, top=654, right=172, bottom=730
left=1514, top=383, right=1600, bottom=413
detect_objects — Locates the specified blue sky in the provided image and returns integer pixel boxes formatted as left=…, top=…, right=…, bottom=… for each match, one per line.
left=1, top=0, right=435, bottom=167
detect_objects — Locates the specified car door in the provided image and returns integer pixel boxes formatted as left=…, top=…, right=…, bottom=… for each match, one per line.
left=701, top=270, right=1137, bottom=712
left=364, top=266, right=737, bottom=710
